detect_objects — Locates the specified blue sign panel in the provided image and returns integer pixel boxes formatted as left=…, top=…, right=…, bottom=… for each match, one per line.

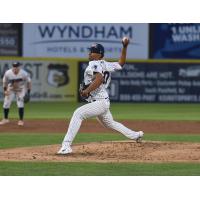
left=150, top=23, right=200, bottom=59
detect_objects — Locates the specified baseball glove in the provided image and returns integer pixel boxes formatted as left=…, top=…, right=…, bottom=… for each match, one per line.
left=79, top=82, right=90, bottom=100
left=23, top=93, right=30, bottom=103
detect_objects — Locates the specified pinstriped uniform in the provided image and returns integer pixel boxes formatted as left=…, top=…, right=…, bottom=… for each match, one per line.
left=62, top=60, right=141, bottom=146
left=2, top=69, right=31, bottom=108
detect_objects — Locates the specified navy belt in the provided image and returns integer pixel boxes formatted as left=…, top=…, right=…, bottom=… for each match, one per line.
left=91, top=97, right=109, bottom=102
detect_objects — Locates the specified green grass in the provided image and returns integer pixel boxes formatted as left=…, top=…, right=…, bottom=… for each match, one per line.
left=3, top=102, right=78, bottom=119
left=1, top=133, right=200, bottom=149
left=2, top=102, right=200, bottom=121
left=110, top=103, right=200, bottom=120
left=0, top=134, right=63, bottom=149
left=145, top=134, right=200, bottom=142
left=0, top=162, right=199, bottom=175
left=0, top=133, right=126, bottom=149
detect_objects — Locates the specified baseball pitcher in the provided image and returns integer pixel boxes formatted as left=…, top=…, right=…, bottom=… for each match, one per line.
left=58, top=37, right=144, bottom=154
left=0, top=62, right=31, bottom=126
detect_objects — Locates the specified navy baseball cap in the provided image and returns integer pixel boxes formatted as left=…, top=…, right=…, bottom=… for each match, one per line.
left=88, top=43, right=104, bottom=57
left=12, top=62, right=21, bottom=67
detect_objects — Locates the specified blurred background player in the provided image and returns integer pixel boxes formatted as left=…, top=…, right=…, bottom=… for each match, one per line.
left=57, top=37, right=144, bottom=155
left=0, top=62, right=31, bottom=126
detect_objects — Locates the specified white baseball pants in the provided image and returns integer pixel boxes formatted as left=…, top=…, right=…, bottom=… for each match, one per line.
left=3, top=89, right=26, bottom=108
left=62, top=99, right=140, bottom=146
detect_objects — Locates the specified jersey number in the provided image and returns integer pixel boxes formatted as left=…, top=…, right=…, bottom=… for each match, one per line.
left=103, top=71, right=110, bottom=84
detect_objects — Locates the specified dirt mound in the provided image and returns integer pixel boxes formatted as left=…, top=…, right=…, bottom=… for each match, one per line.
left=0, top=119, right=200, bottom=134
left=0, top=141, right=200, bottom=163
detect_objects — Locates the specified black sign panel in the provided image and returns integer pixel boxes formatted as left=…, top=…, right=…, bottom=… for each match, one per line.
left=0, top=23, right=22, bottom=56
left=79, top=61, right=200, bottom=103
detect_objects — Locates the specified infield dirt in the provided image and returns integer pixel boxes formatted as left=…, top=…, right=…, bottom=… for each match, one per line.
left=0, top=141, right=200, bottom=163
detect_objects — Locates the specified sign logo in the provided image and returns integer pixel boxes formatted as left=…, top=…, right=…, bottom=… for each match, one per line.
left=47, top=64, right=69, bottom=87
left=33, top=25, right=133, bottom=44
left=23, top=24, right=149, bottom=59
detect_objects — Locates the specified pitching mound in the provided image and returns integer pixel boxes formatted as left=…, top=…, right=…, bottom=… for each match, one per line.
left=0, top=141, right=200, bottom=163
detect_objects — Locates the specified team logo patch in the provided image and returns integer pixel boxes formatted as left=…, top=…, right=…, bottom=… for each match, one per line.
left=93, top=65, right=97, bottom=70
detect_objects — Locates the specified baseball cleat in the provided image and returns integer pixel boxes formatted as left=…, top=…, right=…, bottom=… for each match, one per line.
left=18, top=120, right=24, bottom=126
left=136, top=131, right=144, bottom=143
left=0, top=119, right=10, bottom=125
left=57, top=145, right=72, bottom=155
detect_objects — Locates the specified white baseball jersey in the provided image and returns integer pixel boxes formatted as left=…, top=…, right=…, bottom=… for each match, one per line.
left=3, top=69, right=31, bottom=92
left=84, top=60, right=122, bottom=101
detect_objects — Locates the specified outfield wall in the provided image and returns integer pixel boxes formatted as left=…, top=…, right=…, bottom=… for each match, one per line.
left=2, top=23, right=200, bottom=60
left=150, top=23, right=200, bottom=59
left=77, top=59, right=200, bottom=103
left=1, top=58, right=200, bottom=103
left=0, top=57, right=77, bottom=101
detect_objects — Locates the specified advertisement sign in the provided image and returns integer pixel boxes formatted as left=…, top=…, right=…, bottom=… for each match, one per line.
left=150, top=23, right=200, bottom=59
left=0, top=58, right=77, bottom=101
left=23, top=23, right=149, bottom=59
left=0, top=23, right=22, bottom=56
left=79, top=60, right=200, bottom=103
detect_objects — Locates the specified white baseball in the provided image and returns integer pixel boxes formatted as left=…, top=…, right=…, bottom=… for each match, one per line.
left=122, top=37, right=129, bottom=42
